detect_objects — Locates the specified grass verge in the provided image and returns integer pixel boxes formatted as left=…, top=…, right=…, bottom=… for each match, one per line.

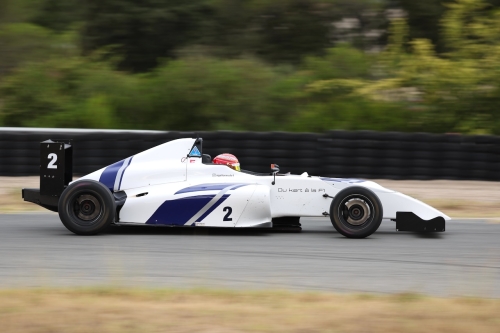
left=0, top=288, right=499, bottom=333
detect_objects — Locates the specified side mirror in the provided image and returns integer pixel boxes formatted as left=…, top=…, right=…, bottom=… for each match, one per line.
left=271, top=164, right=280, bottom=185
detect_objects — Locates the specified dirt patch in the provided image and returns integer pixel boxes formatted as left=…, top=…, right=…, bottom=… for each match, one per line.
left=374, top=179, right=500, bottom=219
left=0, top=177, right=45, bottom=213
left=0, top=288, right=499, bottom=333
left=2, top=177, right=500, bottom=218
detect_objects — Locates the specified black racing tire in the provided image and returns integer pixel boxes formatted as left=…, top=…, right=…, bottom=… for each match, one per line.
left=58, top=180, right=115, bottom=235
left=329, top=186, right=383, bottom=239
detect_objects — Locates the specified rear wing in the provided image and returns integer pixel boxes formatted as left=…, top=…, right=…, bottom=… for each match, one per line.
left=22, top=139, right=73, bottom=212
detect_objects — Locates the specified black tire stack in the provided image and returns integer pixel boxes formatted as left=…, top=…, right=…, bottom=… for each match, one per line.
left=1, top=128, right=499, bottom=181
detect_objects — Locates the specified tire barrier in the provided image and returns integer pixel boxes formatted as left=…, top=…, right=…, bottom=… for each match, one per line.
left=1, top=128, right=499, bottom=180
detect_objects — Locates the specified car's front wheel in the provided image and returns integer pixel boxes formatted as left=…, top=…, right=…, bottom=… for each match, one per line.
left=58, top=180, right=115, bottom=235
left=329, top=186, right=383, bottom=238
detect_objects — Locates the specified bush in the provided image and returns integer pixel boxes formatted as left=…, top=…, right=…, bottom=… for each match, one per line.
left=0, top=23, right=53, bottom=77
left=0, top=56, right=295, bottom=131
left=0, top=58, right=123, bottom=128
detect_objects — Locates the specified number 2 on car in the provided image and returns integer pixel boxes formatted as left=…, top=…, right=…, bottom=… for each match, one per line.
left=223, top=206, right=232, bottom=221
left=47, top=153, right=58, bottom=169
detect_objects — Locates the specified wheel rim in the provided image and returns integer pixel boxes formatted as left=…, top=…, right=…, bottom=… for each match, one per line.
left=337, top=194, right=374, bottom=230
left=70, top=192, right=103, bottom=226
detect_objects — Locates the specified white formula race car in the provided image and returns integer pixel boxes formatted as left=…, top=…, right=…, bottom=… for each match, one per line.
left=23, top=138, right=449, bottom=238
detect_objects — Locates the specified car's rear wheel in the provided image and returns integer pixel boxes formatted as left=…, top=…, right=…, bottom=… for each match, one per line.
left=58, top=180, right=115, bottom=235
left=329, top=186, right=383, bottom=238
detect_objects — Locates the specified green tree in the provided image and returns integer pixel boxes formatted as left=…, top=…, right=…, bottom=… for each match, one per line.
left=32, top=0, right=84, bottom=32
left=391, top=0, right=500, bottom=53
left=0, top=23, right=53, bottom=77
left=0, top=0, right=79, bottom=78
left=356, top=0, right=500, bottom=134
left=82, top=0, right=208, bottom=72
left=253, top=0, right=333, bottom=63
left=81, top=0, right=388, bottom=70
left=0, top=58, right=122, bottom=128
left=391, top=0, right=446, bottom=51
left=117, top=56, right=289, bottom=131
left=0, top=0, right=41, bottom=25
left=0, top=55, right=293, bottom=131
left=198, top=0, right=387, bottom=63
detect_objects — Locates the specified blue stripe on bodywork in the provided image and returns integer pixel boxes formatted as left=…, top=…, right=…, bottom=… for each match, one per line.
left=99, top=159, right=125, bottom=191
left=117, top=156, right=133, bottom=190
left=175, top=183, right=249, bottom=195
left=195, top=194, right=230, bottom=223
left=146, top=195, right=215, bottom=225
left=320, top=177, right=365, bottom=183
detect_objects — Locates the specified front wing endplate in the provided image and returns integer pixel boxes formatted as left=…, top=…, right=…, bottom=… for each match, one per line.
left=396, top=212, right=445, bottom=232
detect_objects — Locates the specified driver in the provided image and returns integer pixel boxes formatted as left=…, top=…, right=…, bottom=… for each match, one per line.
left=213, top=153, right=240, bottom=171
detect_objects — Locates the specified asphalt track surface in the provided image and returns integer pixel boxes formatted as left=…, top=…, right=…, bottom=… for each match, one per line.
left=1, top=213, right=499, bottom=297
